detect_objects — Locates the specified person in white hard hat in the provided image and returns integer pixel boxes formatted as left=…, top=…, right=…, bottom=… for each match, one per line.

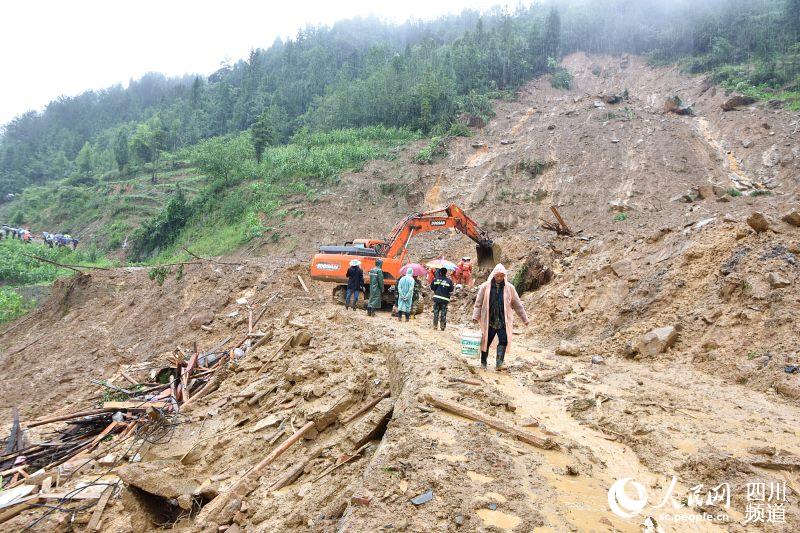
left=345, top=259, right=364, bottom=310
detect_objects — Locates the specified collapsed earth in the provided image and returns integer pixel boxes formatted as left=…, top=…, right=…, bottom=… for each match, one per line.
left=1, top=2, right=800, bottom=532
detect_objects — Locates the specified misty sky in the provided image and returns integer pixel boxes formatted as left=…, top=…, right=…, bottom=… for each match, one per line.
left=0, top=0, right=521, bottom=126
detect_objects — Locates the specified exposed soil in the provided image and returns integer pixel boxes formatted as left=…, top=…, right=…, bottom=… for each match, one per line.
left=1, top=53, right=799, bottom=532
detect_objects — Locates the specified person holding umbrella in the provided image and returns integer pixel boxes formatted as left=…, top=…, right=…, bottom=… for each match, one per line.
left=367, top=259, right=384, bottom=316
left=396, top=267, right=415, bottom=322
left=472, top=264, right=529, bottom=371
left=345, top=259, right=364, bottom=310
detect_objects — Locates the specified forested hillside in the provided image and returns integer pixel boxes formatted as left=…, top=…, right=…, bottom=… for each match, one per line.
left=1, top=0, right=797, bottom=198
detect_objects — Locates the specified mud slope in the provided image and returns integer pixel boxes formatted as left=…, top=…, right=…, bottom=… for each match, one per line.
left=1, top=54, right=799, bottom=532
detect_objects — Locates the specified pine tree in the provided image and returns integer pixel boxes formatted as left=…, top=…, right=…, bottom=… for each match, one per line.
left=114, top=128, right=130, bottom=173
left=250, top=107, right=282, bottom=162
left=75, top=142, right=94, bottom=175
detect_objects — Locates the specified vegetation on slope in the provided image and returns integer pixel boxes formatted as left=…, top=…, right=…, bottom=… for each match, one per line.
left=0, top=239, right=114, bottom=323
left=0, top=0, right=797, bottom=324
left=131, top=126, right=419, bottom=261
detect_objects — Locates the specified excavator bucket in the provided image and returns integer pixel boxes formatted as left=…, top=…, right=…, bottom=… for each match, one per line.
left=476, top=241, right=499, bottom=269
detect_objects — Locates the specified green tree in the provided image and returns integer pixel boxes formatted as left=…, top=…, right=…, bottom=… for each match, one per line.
left=192, top=134, right=254, bottom=184
left=191, top=76, right=204, bottom=108
left=250, top=106, right=287, bottom=163
left=544, top=7, right=561, bottom=65
left=130, top=118, right=166, bottom=183
left=788, top=0, right=800, bottom=42
left=114, top=127, right=130, bottom=173
left=75, top=142, right=94, bottom=175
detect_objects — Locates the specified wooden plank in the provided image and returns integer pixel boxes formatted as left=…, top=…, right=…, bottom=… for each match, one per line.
left=28, top=409, right=113, bottom=428
left=0, top=465, right=29, bottom=478
left=87, top=485, right=115, bottom=531
left=251, top=292, right=280, bottom=330
left=311, top=442, right=371, bottom=483
left=198, top=421, right=315, bottom=524
left=0, top=485, right=35, bottom=507
left=425, top=394, right=556, bottom=450
left=244, top=337, right=291, bottom=387
left=119, top=371, right=139, bottom=386
left=448, top=377, right=482, bottom=386
left=102, top=401, right=168, bottom=410
left=342, top=392, right=391, bottom=424
left=297, top=275, right=309, bottom=293
left=182, top=351, right=200, bottom=403
left=87, top=422, right=119, bottom=452
left=0, top=496, right=39, bottom=525
left=550, top=206, right=572, bottom=234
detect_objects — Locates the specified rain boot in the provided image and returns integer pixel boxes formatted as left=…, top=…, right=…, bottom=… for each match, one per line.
left=496, top=344, right=507, bottom=371
left=480, top=351, right=488, bottom=369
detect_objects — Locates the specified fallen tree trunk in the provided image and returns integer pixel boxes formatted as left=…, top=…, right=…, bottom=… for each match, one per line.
left=425, top=394, right=556, bottom=450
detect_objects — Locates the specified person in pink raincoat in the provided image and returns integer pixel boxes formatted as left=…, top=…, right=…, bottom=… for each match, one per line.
left=471, top=264, right=529, bottom=370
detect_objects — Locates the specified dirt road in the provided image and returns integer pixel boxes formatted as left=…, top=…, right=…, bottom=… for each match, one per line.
left=348, top=305, right=800, bottom=531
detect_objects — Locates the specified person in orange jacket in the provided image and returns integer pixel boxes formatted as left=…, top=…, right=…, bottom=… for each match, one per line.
left=426, top=267, right=436, bottom=285
left=457, top=257, right=474, bottom=287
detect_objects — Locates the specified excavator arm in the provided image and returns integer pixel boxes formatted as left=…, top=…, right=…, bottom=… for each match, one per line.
left=384, top=204, right=497, bottom=267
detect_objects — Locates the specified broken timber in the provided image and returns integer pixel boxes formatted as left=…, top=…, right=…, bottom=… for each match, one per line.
left=425, top=394, right=556, bottom=450
left=540, top=206, right=574, bottom=236
left=342, top=391, right=391, bottom=425
left=198, top=421, right=316, bottom=524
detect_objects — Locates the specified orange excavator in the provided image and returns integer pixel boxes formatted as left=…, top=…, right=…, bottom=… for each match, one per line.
left=310, top=204, right=497, bottom=305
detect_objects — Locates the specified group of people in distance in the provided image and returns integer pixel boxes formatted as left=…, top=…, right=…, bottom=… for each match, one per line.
left=0, top=225, right=79, bottom=249
left=343, top=256, right=529, bottom=372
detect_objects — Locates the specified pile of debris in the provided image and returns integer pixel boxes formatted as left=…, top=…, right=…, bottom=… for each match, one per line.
left=0, top=296, right=278, bottom=529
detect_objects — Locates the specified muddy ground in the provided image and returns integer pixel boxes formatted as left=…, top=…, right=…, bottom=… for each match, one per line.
left=1, top=53, right=799, bottom=531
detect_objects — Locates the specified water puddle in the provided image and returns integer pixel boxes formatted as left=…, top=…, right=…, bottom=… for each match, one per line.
left=484, top=491, right=508, bottom=503
left=435, top=453, right=467, bottom=463
left=467, top=470, right=495, bottom=484
left=476, top=508, right=521, bottom=529
left=417, top=425, right=456, bottom=447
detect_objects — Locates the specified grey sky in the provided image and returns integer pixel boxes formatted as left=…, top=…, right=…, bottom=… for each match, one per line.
left=0, top=0, right=520, bottom=126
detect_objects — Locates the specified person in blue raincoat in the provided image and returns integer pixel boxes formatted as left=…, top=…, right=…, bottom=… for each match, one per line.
left=396, top=268, right=415, bottom=322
